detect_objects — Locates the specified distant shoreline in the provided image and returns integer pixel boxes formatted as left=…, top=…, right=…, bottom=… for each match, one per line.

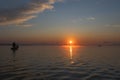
left=0, top=44, right=120, bottom=46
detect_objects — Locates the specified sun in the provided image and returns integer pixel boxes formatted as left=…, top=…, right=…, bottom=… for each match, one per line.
left=69, top=40, right=72, bottom=44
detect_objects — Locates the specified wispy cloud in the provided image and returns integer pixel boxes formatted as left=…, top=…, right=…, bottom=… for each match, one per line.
left=16, top=23, right=33, bottom=27
left=71, top=16, right=96, bottom=24
left=105, top=24, right=120, bottom=28
left=86, top=17, right=96, bottom=21
left=0, top=0, right=61, bottom=26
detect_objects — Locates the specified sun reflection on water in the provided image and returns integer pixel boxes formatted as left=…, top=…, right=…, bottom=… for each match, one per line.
left=69, top=45, right=74, bottom=64
left=63, top=40, right=80, bottom=64
left=68, top=40, right=74, bottom=64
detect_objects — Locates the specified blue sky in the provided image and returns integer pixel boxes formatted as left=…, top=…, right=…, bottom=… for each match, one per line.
left=0, top=0, right=120, bottom=44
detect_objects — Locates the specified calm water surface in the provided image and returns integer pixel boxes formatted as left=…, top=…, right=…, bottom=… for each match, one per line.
left=0, top=46, right=120, bottom=80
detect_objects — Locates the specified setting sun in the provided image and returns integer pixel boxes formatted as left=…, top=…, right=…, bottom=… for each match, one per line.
left=69, top=40, right=72, bottom=44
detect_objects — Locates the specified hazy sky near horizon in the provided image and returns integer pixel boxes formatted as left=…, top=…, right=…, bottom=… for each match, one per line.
left=0, top=0, right=120, bottom=43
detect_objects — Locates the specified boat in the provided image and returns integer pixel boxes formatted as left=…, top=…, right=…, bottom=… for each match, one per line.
left=98, top=44, right=102, bottom=47
left=11, top=46, right=19, bottom=50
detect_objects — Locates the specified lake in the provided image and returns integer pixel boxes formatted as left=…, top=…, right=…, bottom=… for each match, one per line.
left=0, top=45, right=120, bottom=80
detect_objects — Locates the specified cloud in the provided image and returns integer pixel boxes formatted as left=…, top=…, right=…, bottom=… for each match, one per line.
left=16, top=23, right=33, bottom=27
left=86, top=17, right=96, bottom=21
left=71, top=17, right=96, bottom=24
left=105, top=24, right=120, bottom=28
left=0, top=0, right=61, bottom=26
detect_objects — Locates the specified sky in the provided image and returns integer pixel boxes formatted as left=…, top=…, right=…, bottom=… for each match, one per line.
left=0, top=0, right=120, bottom=44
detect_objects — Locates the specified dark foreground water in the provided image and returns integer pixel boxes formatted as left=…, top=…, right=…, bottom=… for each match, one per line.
left=0, top=46, right=120, bottom=80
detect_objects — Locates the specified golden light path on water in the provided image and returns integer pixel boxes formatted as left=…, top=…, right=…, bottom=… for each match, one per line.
left=64, top=40, right=80, bottom=64
left=69, top=45, right=74, bottom=64
left=69, top=40, right=74, bottom=64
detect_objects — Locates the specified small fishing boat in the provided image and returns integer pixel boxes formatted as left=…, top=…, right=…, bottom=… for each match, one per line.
left=98, top=44, right=102, bottom=47
left=11, top=46, right=19, bottom=50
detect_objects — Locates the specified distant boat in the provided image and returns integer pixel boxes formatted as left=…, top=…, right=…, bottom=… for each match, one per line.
left=98, top=44, right=102, bottom=47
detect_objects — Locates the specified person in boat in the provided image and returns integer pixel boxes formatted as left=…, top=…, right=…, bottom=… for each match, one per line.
left=11, top=42, right=19, bottom=50
left=12, top=42, right=16, bottom=48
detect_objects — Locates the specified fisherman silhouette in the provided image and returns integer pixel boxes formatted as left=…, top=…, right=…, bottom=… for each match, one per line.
left=12, top=42, right=16, bottom=48
left=11, top=42, right=19, bottom=53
